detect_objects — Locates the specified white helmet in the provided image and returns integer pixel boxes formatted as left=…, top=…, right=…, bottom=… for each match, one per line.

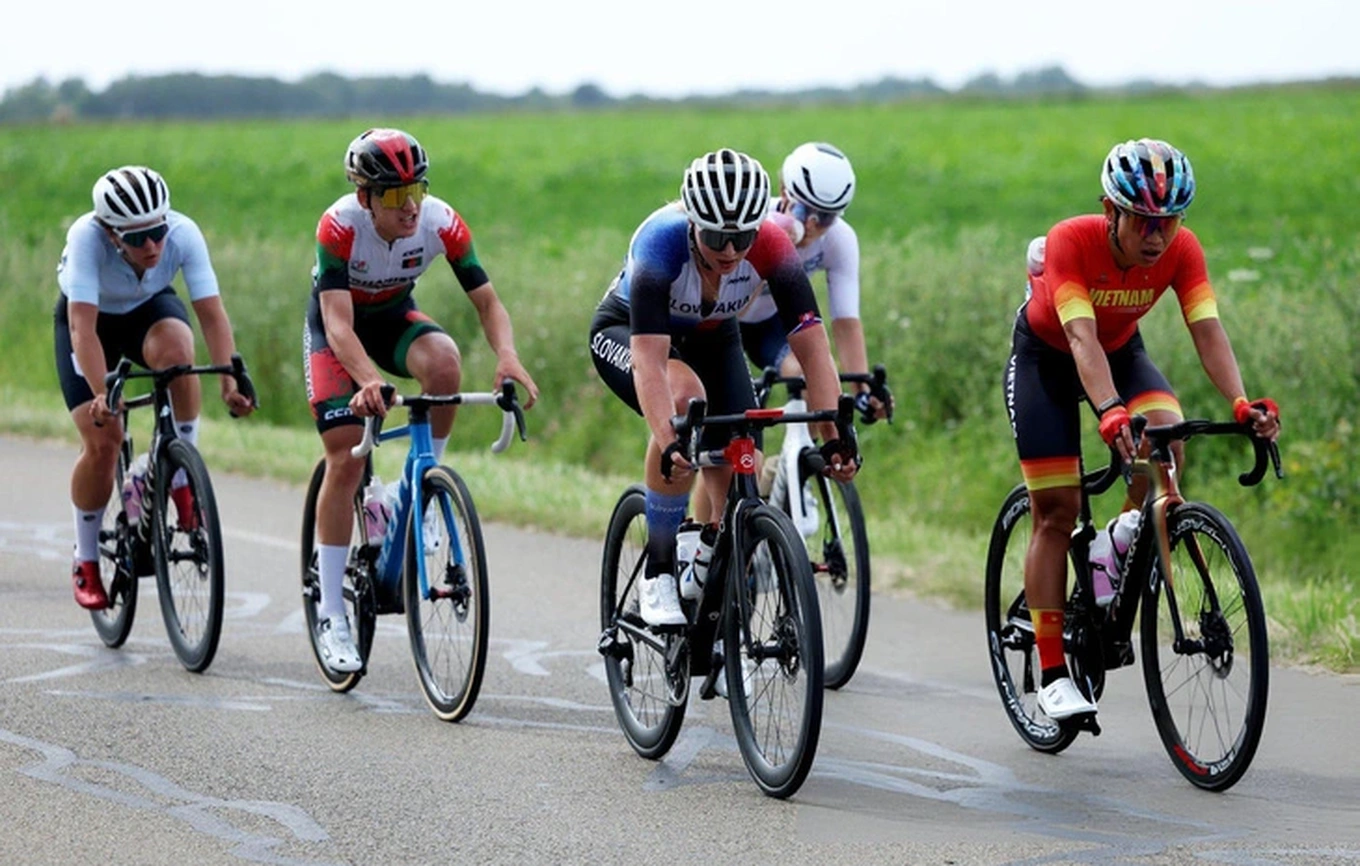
left=781, top=142, right=855, bottom=213
left=93, top=166, right=170, bottom=229
left=680, top=148, right=769, bottom=231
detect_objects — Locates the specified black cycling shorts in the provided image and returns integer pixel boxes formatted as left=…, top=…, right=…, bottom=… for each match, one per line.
left=53, top=288, right=190, bottom=411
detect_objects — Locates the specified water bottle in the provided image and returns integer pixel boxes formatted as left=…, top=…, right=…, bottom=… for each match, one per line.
left=362, top=477, right=389, bottom=543
left=1089, top=511, right=1140, bottom=607
left=122, top=454, right=150, bottom=526
left=678, top=523, right=716, bottom=601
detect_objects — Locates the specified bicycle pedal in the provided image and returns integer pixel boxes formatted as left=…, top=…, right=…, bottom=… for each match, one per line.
left=698, top=670, right=721, bottom=701
left=1062, top=712, right=1102, bottom=737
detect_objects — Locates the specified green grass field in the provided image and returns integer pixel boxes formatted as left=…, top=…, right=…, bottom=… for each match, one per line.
left=2, top=86, right=1356, bottom=669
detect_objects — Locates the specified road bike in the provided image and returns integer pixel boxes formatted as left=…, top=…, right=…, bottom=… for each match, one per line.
left=752, top=365, right=891, bottom=689
left=93, top=355, right=257, bottom=672
left=300, top=383, right=525, bottom=721
left=984, top=414, right=1282, bottom=790
left=597, top=394, right=857, bottom=798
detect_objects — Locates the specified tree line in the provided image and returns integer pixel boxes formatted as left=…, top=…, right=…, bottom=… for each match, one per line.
left=0, top=66, right=1102, bottom=123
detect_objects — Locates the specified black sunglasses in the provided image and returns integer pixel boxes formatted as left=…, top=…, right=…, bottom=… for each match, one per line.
left=115, top=222, right=169, bottom=248
left=698, top=227, right=758, bottom=252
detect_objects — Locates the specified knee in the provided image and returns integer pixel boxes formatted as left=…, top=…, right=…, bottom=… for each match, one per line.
left=1031, top=493, right=1079, bottom=538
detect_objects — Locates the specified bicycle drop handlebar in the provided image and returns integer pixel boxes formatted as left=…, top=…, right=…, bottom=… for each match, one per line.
left=754, top=364, right=893, bottom=424
left=104, top=354, right=258, bottom=418
left=350, top=379, right=528, bottom=459
left=1084, top=414, right=1284, bottom=496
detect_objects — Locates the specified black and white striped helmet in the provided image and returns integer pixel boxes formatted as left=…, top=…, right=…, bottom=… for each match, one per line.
left=781, top=142, right=856, bottom=213
left=680, top=149, right=770, bottom=231
left=92, top=166, right=170, bottom=229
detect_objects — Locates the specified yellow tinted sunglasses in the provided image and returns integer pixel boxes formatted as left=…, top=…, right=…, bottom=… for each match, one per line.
left=375, top=180, right=429, bottom=208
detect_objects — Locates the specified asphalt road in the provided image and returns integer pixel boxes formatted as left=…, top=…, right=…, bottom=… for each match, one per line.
left=2, top=435, right=1357, bottom=865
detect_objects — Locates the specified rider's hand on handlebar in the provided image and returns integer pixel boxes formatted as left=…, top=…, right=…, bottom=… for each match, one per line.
left=89, top=393, right=118, bottom=427
left=1233, top=396, right=1281, bottom=442
left=494, top=354, right=539, bottom=409
left=854, top=390, right=892, bottom=424
left=659, top=439, right=694, bottom=485
left=349, top=380, right=391, bottom=418
left=221, top=379, right=255, bottom=418
left=1098, top=404, right=1136, bottom=463
left=819, top=438, right=859, bottom=482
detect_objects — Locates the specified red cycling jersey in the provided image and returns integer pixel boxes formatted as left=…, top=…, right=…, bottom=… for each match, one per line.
left=1025, top=215, right=1219, bottom=353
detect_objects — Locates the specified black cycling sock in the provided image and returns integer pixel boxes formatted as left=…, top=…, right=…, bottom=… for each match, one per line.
left=1041, top=665, right=1071, bottom=687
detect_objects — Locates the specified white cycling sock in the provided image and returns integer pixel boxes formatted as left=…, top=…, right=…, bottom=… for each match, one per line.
left=432, top=436, right=448, bottom=463
left=73, top=505, right=104, bottom=562
left=173, top=416, right=200, bottom=447
left=317, top=544, right=350, bottom=622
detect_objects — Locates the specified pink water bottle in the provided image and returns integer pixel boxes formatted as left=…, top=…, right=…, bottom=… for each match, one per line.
left=362, top=478, right=389, bottom=543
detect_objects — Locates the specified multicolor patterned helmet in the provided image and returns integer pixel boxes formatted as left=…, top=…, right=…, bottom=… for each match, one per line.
left=1101, top=138, right=1195, bottom=217
left=344, top=128, right=428, bottom=187
left=681, top=148, right=770, bottom=231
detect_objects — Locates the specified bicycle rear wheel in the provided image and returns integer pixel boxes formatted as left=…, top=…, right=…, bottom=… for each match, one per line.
left=1140, top=502, right=1269, bottom=791
left=151, top=439, right=224, bottom=672
left=404, top=465, right=489, bottom=722
left=983, top=484, right=1079, bottom=753
left=798, top=469, right=870, bottom=690
left=300, top=459, right=377, bottom=693
left=91, top=450, right=139, bottom=647
left=725, top=503, right=824, bottom=799
left=600, top=485, right=686, bottom=760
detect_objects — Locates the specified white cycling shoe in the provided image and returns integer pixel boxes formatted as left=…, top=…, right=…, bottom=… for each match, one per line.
left=316, top=617, right=363, bottom=674
left=639, top=574, right=686, bottom=627
left=1037, top=677, right=1097, bottom=720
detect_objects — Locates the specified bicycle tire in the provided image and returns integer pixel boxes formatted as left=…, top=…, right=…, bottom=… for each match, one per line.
left=404, top=465, right=489, bottom=722
left=91, top=451, right=139, bottom=647
left=725, top=503, right=824, bottom=799
left=1140, top=501, right=1269, bottom=791
left=151, top=439, right=224, bottom=673
left=983, top=484, right=1079, bottom=753
left=796, top=468, right=871, bottom=690
left=600, top=485, right=686, bottom=760
left=300, top=459, right=377, bottom=693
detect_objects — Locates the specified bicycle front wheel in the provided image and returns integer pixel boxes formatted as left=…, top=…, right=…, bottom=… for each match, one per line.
left=1140, top=501, right=1269, bottom=791
left=151, top=439, right=224, bottom=672
left=405, top=465, right=489, bottom=722
left=300, top=459, right=377, bottom=693
left=91, top=453, right=139, bottom=647
left=725, top=504, right=824, bottom=799
left=983, top=484, right=1079, bottom=754
left=600, top=485, right=686, bottom=760
left=799, top=471, right=870, bottom=689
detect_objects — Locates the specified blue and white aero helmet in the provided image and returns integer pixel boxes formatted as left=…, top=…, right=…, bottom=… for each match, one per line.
left=1100, top=139, right=1195, bottom=217
left=92, top=166, right=170, bottom=229
left=781, top=142, right=856, bottom=213
left=681, top=148, right=770, bottom=231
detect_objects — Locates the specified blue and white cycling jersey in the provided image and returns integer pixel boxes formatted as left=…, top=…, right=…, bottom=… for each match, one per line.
left=600, top=203, right=820, bottom=337
left=58, top=210, right=220, bottom=314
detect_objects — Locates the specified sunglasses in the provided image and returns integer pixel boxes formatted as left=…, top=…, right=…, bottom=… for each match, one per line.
left=374, top=180, right=429, bottom=209
left=114, top=222, right=169, bottom=248
left=791, top=202, right=840, bottom=227
left=1122, top=209, right=1183, bottom=238
left=698, top=227, right=758, bottom=252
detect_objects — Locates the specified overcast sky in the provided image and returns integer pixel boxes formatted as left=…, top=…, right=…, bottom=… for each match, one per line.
left=4, top=0, right=1355, bottom=98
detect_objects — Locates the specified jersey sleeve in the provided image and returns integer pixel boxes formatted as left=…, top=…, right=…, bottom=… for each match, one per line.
left=314, top=210, right=354, bottom=292
left=57, top=221, right=106, bottom=306
left=748, top=221, right=821, bottom=334
left=1044, top=224, right=1096, bottom=327
left=173, top=216, right=221, bottom=302
left=822, top=221, right=861, bottom=320
left=438, top=206, right=490, bottom=292
left=1170, top=231, right=1218, bottom=325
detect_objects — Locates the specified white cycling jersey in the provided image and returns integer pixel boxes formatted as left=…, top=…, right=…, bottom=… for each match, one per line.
left=739, top=211, right=860, bottom=324
left=57, top=211, right=220, bottom=315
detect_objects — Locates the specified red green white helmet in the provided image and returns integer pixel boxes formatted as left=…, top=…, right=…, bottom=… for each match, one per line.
left=1100, top=138, right=1195, bottom=217
left=344, top=128, right=429, bottom=187
left=781, top=142, right=855, bottom=213
left=681, top=148, right=770, bottom=231
left=93, top=166, right=170, bottom=229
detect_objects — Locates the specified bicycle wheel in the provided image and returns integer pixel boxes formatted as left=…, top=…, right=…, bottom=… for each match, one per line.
left=91, top=452, right=139, bottom=647
left=984, top=484, right=1079, bottom=753
left=300, top=459, right=377, bottom=693
left=600, top=485, right=686, bottom=759
left=799, top=469, right=871, bottom=690
left=151, top=439, right=224, bottom=672
left=404, top=465, right=489, bottom=722
left=725, top=503, right=824, bottom=799
left=1140, top=502, right=1269, bottom=791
